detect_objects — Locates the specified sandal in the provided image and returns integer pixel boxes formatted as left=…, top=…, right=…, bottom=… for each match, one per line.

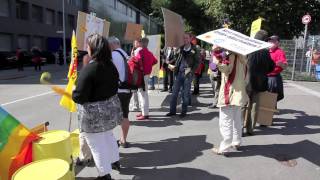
left=211, top=147, right=228, bottom=156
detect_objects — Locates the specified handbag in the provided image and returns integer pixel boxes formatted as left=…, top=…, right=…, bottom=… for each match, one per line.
left=77, top=95, right=123, bottom=133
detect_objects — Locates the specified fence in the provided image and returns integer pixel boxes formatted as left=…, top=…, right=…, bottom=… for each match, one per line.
left=280, top=37, right=320, bottom=81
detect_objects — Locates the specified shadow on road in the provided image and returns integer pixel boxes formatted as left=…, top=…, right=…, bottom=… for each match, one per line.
left=227, top=140, right=320, bottom=167
left=121, top=167, right=229, bottom=180
left=255, top=109, right=320, bottom=136
left=120, top=135, right=212, bottom=168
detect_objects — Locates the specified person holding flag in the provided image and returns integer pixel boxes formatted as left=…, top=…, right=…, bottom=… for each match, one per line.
left=72, top=34, right=122, bottom=180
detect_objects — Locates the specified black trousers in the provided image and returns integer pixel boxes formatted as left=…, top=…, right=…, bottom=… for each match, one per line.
left=268, top=74, right=284, bottom=101
left=163, top=66, right=174, bottom=90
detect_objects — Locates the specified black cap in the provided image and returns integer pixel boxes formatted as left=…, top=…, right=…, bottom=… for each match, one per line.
left=268, top=35, right=280, bottom=42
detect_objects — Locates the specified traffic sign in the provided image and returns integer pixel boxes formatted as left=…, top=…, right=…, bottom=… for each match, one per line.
left=302, top=15, right=311, bottom=24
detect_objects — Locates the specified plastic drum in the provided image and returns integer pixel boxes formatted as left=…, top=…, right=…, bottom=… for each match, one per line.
left=32, top=130, right=75, bottom=178
left=12, top=159, right=73, bottom=180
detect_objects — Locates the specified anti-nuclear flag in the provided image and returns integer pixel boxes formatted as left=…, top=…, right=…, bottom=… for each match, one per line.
left=60, top=31, right=78, bottom=112
left=250, top=18, right=263, bottom=37
left=0, top=107, right=39, bottom=180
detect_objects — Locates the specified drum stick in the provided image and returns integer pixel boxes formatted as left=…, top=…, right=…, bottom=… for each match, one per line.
left=40, top=72, right=72, bottom=99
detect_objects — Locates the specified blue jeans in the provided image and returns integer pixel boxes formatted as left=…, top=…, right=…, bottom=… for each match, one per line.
left=149, top=76, right=157, bottom=88
left=170, top=72, right=193, bottom=114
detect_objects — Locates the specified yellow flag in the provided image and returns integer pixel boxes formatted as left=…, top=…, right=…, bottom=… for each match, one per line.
left=250, top=18, right=263, bottom=37
left=60, top=31, right=77, bottom=112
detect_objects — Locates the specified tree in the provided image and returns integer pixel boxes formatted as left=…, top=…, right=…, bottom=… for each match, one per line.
left=203, top=0, right=320, bottom=39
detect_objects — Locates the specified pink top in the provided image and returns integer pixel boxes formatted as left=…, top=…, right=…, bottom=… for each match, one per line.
left=135, top=48, right=158, bottom=75
left=268, top=47, right=288, bottom=76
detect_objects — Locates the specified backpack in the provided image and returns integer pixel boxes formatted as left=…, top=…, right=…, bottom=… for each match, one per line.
left=113, top=50, right=144, bottom=90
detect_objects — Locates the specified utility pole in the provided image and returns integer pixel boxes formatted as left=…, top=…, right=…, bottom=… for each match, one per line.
left=62, top=0, right=66, bottom=65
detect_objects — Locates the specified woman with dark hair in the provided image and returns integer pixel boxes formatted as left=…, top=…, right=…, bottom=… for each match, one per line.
left=72, top=34, right=122, bottom=180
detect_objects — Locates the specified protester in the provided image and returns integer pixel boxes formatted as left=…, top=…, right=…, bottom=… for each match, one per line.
left=72, top=34, right=122, bottom=180
left=166, top=32, right=200, bottom=118
left=31, top=47, right=42, bottom=71
left=161, top=47, right=175, bottom=92
left=193, top=49, right=206, bottom=95
left=108, top=36, right=132, bottom=148
left=135, top=37, right=158, bottom=120
left=129, top=39, right=142, bottom=112
left=16, top=48, right=24, bottom=71
left=208, top=49, right=221, bottom=109
left=244, top=30, right=275, bottom=135
left=75, top=52, right=93, bottom=167
left=267, top=35, right=287, bottom=102
left=211, top=46, right=249, bottom=155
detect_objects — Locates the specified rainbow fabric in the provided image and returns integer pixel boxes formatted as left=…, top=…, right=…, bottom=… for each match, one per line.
left=0, top=107, right=39, bottom=180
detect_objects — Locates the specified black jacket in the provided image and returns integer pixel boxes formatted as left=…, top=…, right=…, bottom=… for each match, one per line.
left=248, top=49, right=275, bottom=92
left=72, top=61, right=119, bottom=105
left=173, top=45, right=200, bottom=75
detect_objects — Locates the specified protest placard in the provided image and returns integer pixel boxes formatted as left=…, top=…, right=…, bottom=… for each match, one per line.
left=124, top=22, right=143, bottom=41
left=147, top=35, right=161, bottom=77
left=197, top=28, right=272, bottom=55
left=162, top=8, right=184, bottom=47
left=250, top=18, right=263, bottom=37
left=76, top=11, right=110, bottom=51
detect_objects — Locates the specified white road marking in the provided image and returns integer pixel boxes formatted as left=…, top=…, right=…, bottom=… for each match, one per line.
left=287, top=82, right=320, bottom=98
left=1, top=91, right=53, bottom=106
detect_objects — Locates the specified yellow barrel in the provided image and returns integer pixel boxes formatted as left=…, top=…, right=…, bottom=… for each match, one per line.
left=12, top=159, right=73, bottom=180
left=32, top=130, right=75, bottom=179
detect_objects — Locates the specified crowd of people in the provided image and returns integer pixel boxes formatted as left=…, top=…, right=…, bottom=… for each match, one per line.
left=71, top=30, right=287, bottom=179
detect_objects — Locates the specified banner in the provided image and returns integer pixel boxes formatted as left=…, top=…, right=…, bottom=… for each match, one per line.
left=250, top=18, right=263, bottom=37
left=162, top=8, right=184, bottom=47
left=124, top=22, right=143, bottom=41
left=147, top=35, right=161, bottom=77
left=197, top=28, right=272, bottom=55
left=76, top=11, right=110, bottom=51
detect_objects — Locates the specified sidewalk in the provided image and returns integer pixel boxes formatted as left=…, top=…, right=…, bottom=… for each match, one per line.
left=0, top=64, right=68, bottom=81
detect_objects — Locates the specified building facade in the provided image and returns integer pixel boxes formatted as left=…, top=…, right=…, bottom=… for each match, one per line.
left=0, top=0, right=160, bottom=52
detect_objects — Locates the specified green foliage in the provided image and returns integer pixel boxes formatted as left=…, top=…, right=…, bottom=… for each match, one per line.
left=127, top=0, right=320, bottom=39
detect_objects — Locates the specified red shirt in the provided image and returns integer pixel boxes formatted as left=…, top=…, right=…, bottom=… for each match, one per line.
left=135, top=47, right=158, bottom=75
left=268, top=47, right=287, bottom=76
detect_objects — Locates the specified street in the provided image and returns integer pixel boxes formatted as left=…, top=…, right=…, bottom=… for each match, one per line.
left=1, top=64, right=320, bottom=180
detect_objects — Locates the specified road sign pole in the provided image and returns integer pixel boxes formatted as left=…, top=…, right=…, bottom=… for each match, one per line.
left=300, top=24, right=308, bottom=72
left=62, top=0, right=66, bottom=65
left=291, top=39, right=298, bottom=81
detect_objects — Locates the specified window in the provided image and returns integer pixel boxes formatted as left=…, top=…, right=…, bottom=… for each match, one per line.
left=116, top=0, right=127, bottom=15
left=16, top=0, right=28, bottom=20
left=32, top=36, right=42, bottom=48
left=0, top=0, right=10, bottom=17
left=45, top=9, right=54, bottom=25
left=68, top=15, right=75, bottom=29
left=58, top=12, right=63, bottom=27
left=67, top=0, right=83, bottom=9
left=132, top=10, right=136, bottom=19
left=18, top=35, right=29, bottom=51
left=0, top=33, right=12, bottom=51
left=32, top=4, right=42, bottom=23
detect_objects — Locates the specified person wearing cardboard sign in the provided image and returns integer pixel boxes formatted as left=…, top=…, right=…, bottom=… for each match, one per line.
left=166, top=33, right=200, bottom=118
left=267, top=35, right=288, bottom=102
left=211, top=46, right=249, bottom=155
left=161, top=46, right=176, bottom=92
left=244, top=30, right=275, bottom=136
left=135, top=37, right=158, bottom=120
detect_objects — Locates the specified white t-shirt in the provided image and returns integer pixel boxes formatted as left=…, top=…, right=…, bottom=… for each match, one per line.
left=112, top=48, right=130, bottom=93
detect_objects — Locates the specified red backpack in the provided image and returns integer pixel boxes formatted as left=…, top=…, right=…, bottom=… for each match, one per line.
left=114, top=50, right=144, bottom=90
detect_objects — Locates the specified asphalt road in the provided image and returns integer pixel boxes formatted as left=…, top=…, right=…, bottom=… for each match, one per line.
left=1, top=65, right=320, bottom=180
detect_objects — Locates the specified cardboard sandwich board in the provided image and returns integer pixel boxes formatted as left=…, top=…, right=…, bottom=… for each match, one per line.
left=256, top=92, right=278, bottom=126
left=147, top=34, right=161, bottom=78
left=197, top=28, right=272, bottom=55
left=124, top=22, right=143, bottom=41
left=162, top=8, right=184, bottom=47
left=76, top=11, right=110, bottom=51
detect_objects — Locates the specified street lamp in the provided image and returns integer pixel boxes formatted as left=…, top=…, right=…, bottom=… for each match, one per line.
left=148, top=12, right=154, bottom=34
